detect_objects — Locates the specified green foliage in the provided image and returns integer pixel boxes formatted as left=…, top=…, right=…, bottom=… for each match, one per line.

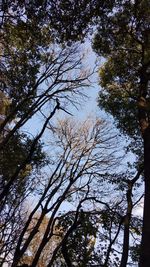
left=2, top=18, right=52, bottom=118
left=48, top=0, right=114, bottom=43
left=0, top=132, right=47, bottom=208
left=0, top=0, right=115, bottom=46
left=130, top=244, right=141, bottom=263
left=93, top=0, right=150, bottom=139
left=57, top=212, right=98, bottom=266
left=0, top=133, right=46, bottom=179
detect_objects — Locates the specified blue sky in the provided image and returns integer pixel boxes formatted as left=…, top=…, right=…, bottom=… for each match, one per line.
left=23, top=42, right=100, bottom=133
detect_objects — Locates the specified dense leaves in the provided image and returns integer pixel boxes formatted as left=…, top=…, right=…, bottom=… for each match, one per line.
left=93, top=0, right=150, bottom=265
left=93, top=0, right=150, bottom=138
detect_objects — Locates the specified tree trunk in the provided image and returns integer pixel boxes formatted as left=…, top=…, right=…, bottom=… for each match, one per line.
left=62, top=243, right=73, bottom=267
left=139, top=125, right=150, bottom=267
left=120, top=182, right=132, bottom=267
left=120, top=215, right=130, bottom=267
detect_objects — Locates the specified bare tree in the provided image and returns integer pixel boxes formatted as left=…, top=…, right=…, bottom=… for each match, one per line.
left=10, top=117, right=119, bottom=267
left=0, top=24, right=94, bottom=265
left=0, top=43, right=93, bottom=207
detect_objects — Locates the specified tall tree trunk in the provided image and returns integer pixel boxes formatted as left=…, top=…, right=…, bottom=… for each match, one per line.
left=61, top=243, right=73, bottom=267
left=138, top=59, right=150, bottom=266
left=120, top=181, right=132, bottom=267
left=139, top=125, right=150, bottom=267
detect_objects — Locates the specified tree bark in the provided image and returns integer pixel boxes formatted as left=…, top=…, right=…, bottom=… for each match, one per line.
left=139, top=125, right=150, bottom=267
left=61, top=242, right=73, bottom=267
left=138, top=57, right=150, bottom=266
left=120, top=182, right=132, bottom=267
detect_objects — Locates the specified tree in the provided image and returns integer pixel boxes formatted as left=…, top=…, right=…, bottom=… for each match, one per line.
left=0, top=27, right=47, bottom=259
left=92, top=0, right=150, bottom=265
left=56, top=211, right=98, bottom=267
left=18, top=214, right=62, bottom=267
left=19, top=211, right=98, bottom=267
left=8, top=117, right=143, bottom=267
left=0, top=0, right=114, bottom=44
left=10, top=117, right=119, bottom=267
left=0, top=6, right=92, bottom=203
left=0, top=77, right=47, bottom=267
left=0, top=3, right=93, bottom=265
left=1, top=1, right=148, bottom=266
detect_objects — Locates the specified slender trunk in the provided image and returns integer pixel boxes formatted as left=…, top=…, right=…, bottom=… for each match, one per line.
left=61, top=243, right=73, bottom=267
left=120, top=214, right=131, bottom=267
left=0, top=104, right=59, bottom=203
left=120, top=182, right=132, bottom=267
left=103, top=219, right=122, bottom=266
left=138, top=59, right=150, bottom=266
left=139, top=125, right=150, bottom=267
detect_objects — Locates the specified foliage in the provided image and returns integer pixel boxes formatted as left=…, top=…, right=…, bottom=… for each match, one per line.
left=0, top=1, right=147, bottom=266
left=57, top=212, right=98, bottom=266
left=20, top=212, right=98, bottom=267
left=93, top=0, right=150, bottom=265
left=0, top=3, right=93, bottom=266
left=93, top=0, right=150, bottom=138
